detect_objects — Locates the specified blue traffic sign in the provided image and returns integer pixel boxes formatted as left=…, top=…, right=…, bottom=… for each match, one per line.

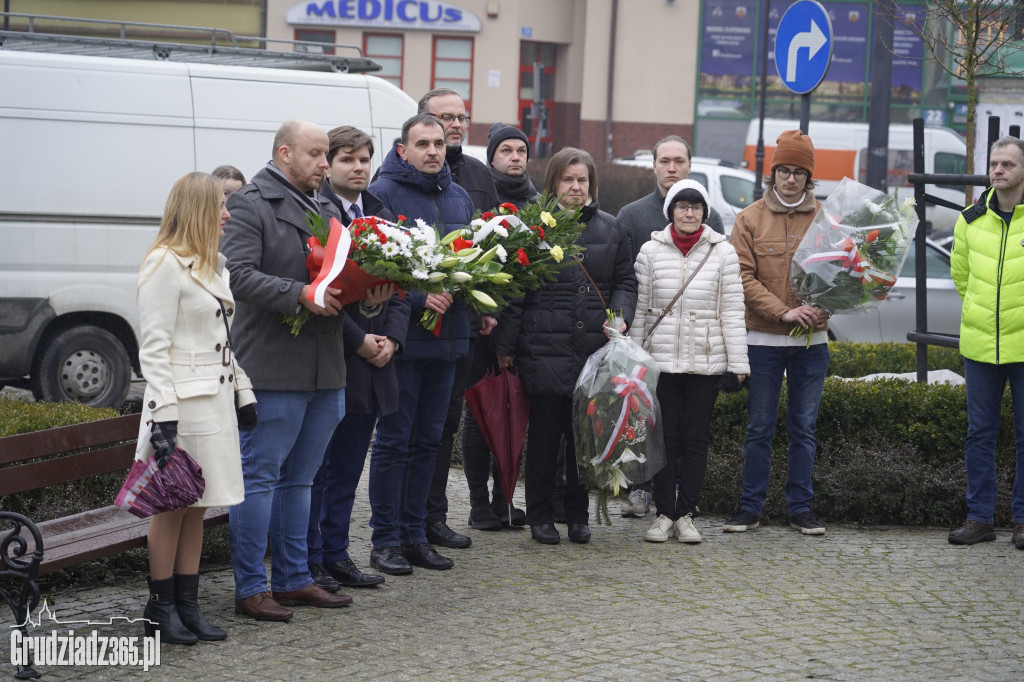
left=774, top=0, right=833, bottom=95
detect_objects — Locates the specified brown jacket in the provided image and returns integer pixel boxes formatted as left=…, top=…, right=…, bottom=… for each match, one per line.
left=729, top=189, right=828, bottom=336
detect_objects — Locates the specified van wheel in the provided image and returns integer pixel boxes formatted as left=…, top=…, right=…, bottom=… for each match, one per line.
left=32, top=326, right=131, bottom=409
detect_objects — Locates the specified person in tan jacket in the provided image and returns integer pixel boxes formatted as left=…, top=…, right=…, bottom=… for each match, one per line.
left=723, top=130, right=831, bottom=536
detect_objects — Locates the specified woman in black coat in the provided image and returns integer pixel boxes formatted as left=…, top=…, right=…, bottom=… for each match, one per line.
left=493, top=147, right=637, bottom=545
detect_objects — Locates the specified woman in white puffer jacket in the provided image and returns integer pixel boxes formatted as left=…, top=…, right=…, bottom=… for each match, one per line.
left=629, top=179, right=749, bottom=545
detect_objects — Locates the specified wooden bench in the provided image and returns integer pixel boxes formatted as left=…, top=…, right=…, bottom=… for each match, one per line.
left=0, top=413, right=228, bottom=575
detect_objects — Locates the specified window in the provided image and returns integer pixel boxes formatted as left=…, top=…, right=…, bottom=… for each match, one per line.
left=721, top=174, right=755, bottom=209
left=294, top=29, right=335, bottom=55
left=935, top=151, right=968, bottom=191
left=364, top=33, right=403, bottom=89
left=901, top=240, right=952, bottom=280
left=432, top=37, right=473, bottom=109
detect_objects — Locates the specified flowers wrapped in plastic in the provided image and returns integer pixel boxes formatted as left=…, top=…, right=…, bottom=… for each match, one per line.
left=789, top=177, right=918, bottom=344
left=572, top=317, right=666, bottom=525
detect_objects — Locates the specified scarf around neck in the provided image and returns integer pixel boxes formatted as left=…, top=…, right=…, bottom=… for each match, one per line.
left=490, top=166, right=538, bottom=202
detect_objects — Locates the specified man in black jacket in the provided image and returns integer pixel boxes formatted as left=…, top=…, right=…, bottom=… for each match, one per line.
left=415, top=89, right=510, bottom=545
left=306, top=126, right=409, bottom=589
left=487, top=122, right=540, bottom=208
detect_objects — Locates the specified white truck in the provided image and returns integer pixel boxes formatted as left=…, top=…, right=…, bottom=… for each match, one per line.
left=0, top=18, right=417, bottom=407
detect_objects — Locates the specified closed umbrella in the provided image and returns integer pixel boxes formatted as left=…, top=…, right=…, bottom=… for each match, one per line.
left=464, top=367, right=530, bottom=525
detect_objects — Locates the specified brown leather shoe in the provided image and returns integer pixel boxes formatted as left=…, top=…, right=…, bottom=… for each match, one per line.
left=234, top=592, right=293, bottom=622
left=272, top=583, right=352, bottom=608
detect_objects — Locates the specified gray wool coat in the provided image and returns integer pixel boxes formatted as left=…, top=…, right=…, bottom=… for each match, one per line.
left=221, top=167, right=348, bottom=391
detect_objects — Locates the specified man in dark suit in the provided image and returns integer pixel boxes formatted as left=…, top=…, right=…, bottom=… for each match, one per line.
left=307, top=126, right=410, bottom=588
left=222, top=120, right=377, bottom=621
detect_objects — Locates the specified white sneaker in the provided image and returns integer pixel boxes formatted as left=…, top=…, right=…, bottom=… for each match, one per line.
left=620, top=489, right=652, bottom=518
left=644, top=514, right=675, bottom=542
left=675, top=514, right=702, bottom=544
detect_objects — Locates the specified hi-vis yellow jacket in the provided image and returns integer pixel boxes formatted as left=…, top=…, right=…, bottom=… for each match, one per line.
left=951, top=187, right=1024, bottom=364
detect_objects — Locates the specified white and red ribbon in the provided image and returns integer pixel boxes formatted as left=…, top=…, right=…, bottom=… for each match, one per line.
left=595, top=365, right=655, bottom=464
left=307, top=217, right=352, bottom=307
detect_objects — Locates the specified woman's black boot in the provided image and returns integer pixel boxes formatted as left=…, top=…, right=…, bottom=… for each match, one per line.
left=174, top=574, right=227, bottom=641
left=143, top=576, right=198, bottom=645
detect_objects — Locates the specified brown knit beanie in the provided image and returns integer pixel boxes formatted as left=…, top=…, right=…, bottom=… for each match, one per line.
left=771, top=130, right=815, bottom=176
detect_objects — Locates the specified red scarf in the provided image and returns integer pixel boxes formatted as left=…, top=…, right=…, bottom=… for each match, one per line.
left=671, top=225, right=704, bottom=256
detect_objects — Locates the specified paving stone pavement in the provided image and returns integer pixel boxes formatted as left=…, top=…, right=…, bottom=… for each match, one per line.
left=8, top=467, right=1024, bottom=681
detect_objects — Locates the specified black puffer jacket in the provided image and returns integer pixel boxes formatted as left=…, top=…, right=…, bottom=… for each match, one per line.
left=492, top=202, right=637, bottom=396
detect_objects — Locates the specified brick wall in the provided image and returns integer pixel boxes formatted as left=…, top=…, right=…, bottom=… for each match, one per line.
left=578, top=120, right=694, bottom=161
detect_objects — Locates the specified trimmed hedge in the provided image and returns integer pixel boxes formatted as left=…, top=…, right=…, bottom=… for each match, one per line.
left=826, top=342, right=963, bottom=378
left=702, top=375, right=1016, bottom=527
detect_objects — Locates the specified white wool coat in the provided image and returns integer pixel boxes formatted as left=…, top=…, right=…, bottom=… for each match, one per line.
left=629, top=226, right=750, bottom=376
left=135, top=247, right=255, bottom=507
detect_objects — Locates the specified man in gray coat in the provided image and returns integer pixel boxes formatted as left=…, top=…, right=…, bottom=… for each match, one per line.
left=222, top=119, right=376, bottom=621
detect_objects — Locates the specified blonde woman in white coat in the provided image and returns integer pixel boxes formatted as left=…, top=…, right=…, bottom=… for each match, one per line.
left=629, top=179, right=749, bottom=544
left=136, top=172, right=256, bottom=644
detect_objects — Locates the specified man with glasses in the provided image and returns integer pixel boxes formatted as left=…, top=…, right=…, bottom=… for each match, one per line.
left=724, top=130, right=830, bottom=536
left=415, top=89, right=503, bottom=549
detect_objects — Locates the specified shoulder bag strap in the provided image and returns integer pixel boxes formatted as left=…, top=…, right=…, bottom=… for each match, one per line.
left=644, top=243, right=715, bottom=344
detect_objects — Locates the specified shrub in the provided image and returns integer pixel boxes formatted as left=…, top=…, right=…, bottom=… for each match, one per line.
left=702, top=375, right=1016, bottom=527
left=827, top=342, right=963, bottom=378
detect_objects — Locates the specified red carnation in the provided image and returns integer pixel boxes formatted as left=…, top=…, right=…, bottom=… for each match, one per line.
left=499, top=202, right=519, bottom=214
left=516, top=248, right=530, bottom=266
left=481, top=211, right=496, bottom=220
left=587, top=399, right=597, bottom=416
left=537, top=226, right=545, bottom=239
left=397, top=214, right=407, bottom=223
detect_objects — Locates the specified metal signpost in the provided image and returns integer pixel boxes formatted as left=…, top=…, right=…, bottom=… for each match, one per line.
left=773, top=0, right=833, bottom=133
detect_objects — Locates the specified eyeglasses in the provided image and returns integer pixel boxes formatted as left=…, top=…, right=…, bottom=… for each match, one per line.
left=674, top=204, right=703, bottom=214
left=430, top=113, right=470, bottom=124
left=775, top=167, right=808, bottom=180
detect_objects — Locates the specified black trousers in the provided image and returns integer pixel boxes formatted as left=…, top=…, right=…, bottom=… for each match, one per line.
left=524, top=394, right=590, bottom=526
left=652, top=373, right=720, bottom=520
left=426, top=335, right=501, bottom=522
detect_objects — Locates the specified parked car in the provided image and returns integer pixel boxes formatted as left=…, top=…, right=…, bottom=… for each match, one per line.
left=613, top=154, right=757, bottom=233
left=828, top=238, right=961, bottom=344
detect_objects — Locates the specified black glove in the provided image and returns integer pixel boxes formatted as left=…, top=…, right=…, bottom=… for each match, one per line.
left=237, top=403, right=258, bottom=431
left=718, top=372, right=747, bottom=394
left=150, top=421, right=178, bottom=469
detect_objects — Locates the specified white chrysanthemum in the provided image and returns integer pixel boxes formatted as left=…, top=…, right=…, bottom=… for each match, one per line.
left=470, top=218, right=486, bottom=228
left=494, top=226, right=508, bottom=238
left=381, top=242, right=400, bottom=257
left=411, top=268, right=429, bottom=280
left=495, top=244, right=507, bottom=263
left=416, top=245, right=435, bottom=260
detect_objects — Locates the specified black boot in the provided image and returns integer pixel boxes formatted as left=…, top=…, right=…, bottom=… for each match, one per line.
left=174, top=574, right=227, bottom=641
left=144, top=577, right=197, bottom=645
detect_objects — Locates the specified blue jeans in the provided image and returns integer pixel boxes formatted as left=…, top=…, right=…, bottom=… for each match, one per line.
left=369, top=359, right=456, bottom=549
left=739, top=343, right=829, bottom=517
left=229, top=388, right=345, bottom=599
left=308, top=407, right=379, bottom=565
left=964, top=359, right=1024, bottom=524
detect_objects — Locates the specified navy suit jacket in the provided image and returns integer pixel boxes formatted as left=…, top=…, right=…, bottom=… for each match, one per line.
left=322, top=181, right=409, bottom=415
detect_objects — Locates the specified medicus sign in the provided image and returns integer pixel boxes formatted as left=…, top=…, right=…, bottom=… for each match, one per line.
left=287, top=0, right=482, bottom=32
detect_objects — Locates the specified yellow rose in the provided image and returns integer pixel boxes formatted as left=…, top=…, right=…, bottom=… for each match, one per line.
left=549, top=245, right=564, bottom=263
left=540, top=211, right=557, bottom=228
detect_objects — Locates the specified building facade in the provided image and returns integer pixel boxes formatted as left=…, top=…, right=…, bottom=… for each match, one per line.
left=268, top=0, right=702, bottom=159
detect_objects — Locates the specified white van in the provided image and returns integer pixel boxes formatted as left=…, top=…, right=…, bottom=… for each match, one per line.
left=0, top=49, right=416, bottom=407
left=743, top=119, right=969, bottom=233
